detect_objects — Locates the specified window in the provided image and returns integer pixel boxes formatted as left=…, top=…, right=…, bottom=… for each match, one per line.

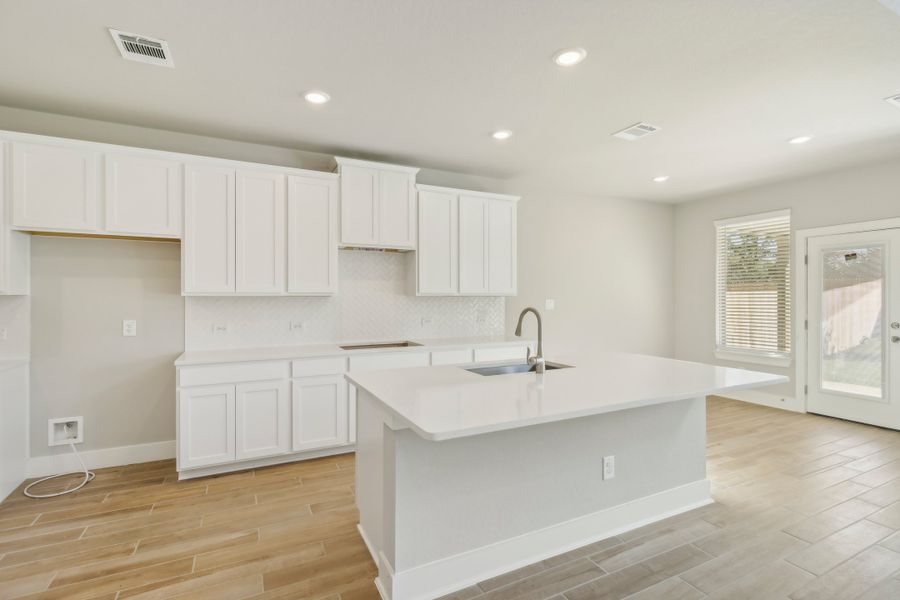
left=715, top=210, right=791, bottom=366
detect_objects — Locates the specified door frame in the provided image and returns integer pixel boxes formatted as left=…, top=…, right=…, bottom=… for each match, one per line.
left=795, top=216, right=900, bottom=412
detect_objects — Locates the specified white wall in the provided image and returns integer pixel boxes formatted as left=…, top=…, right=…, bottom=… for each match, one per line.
left=674, top=156, right=900, bottom=401
left=30, top=236, right=183, bottom=457
left=506, top=186, right=676, bottom=358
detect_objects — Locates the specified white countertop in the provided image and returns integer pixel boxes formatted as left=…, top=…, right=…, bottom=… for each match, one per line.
left=174, top=336, right=533, bottom=366
left=347, top=351, right=787, bottom=441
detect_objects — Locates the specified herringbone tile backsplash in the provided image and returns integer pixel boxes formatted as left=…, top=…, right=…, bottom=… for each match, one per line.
left=185, top=250, right=505, bottom=350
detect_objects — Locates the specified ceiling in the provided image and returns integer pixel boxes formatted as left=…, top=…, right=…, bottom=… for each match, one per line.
left=1, top=0, right=900, bottom=202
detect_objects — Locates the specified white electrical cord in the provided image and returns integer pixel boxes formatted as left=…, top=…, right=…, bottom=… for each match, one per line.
left=23, top=440, right=95, bottom=499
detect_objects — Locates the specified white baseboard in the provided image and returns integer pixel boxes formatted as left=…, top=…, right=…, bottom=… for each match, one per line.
left=26, top=440, right=176, bottom=479
left=379, top=479, right=712, bottom=600
left=719, top=389, right=803, bottom=413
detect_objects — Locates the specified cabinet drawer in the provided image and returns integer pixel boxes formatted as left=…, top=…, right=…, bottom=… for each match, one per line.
left=349, top=351, right=429, bottom=372
left=431, top=349, right=473, bottom=366
left=473, top=346, right=529, bottom=363
left=292, top=356, right=347, bottom=377
left=179, top=361, right=288, bottom=387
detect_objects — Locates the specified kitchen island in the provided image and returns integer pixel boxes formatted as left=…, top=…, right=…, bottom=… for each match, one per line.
left=347, top=351, right=785, bottom=600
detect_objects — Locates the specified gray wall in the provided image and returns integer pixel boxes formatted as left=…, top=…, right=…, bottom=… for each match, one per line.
left=674, top=156, right=900, bottom=397
left=30, top=237, right=183, bottom=457
left=507, top=186, right=676, bottom=358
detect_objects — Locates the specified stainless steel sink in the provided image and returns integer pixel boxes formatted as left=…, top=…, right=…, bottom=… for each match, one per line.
left=464, top=362, right=572, bottom=376
left=339, top=341, right=423, bottom=350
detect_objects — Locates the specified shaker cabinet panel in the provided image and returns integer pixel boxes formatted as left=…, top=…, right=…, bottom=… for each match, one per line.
left=11, top=142, right=99, bottom=232
left=105, top=154, right=182, bottom=237
left=235, top=170, right=285, bottom=294
left=183, top=165, right=236, bottom=293
left=178, top=385, right=236, bottom=469
left=235, top=380, right=290, bottom=460
left=378, top=169, right=415, bottom=248
left=340, top=165, right=380, bottom=246
left=417, top=190, right=458, bottom=295
left=458, top=195, right=489, bottom=294
left=287, top=175, right=338, bottom=295
left=487, top=199, right=517, bottom=295
left=292, top=375, right=348, bottom=452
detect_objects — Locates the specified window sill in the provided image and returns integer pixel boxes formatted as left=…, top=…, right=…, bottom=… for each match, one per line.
left=715, top=350, right=792, bottom=368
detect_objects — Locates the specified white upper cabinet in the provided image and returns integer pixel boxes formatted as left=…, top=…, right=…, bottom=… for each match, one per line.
left=11, top=141, right=99, bottom=232
left=335, top=157, right=418, bottom=250
left=417, top=187, right=458, bottom=295
left=419, top=186, right=518, bottom=297
left=183, top=165, right=236, bottom=294
left=235, top=170, right=285, bottom=294
left=458, top=195, right=489, bottom=295
left=105, top=153, right=182, bottom=237
left=287, top=174, right=338, bottom=295
left=487, top=198, right=517, bottom=295
left=0, top=143, right=30, bottom=296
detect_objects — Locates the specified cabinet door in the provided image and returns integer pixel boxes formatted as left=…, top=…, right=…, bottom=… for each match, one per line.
left=340, top=165, right=379, bottom=246
left=235, top=380, right=290, bottom=460
left=348, top=383, right=357, bottom=444
left=178, top=385, right=235, bottom=469
left=458, top=195, right=489, bottom=294
left=235, top=170, right=285, bottom=294
left=487, top=199, right=517, bottom=295
left=287, top=175, right=337, bottom=294
left=292, top=375, right=348, bottom=452
left=11, top=142, right=99, bottom=232
left=183, top=165, right=236, bottom=293
left=417, top=190, right=458, bottom=295
left=379, top=170, right=415, bottom=248
left=105, top=154, right=182, bottom=237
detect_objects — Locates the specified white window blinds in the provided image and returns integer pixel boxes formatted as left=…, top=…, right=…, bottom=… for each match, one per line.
left=715, top=210, right=791, bottom=359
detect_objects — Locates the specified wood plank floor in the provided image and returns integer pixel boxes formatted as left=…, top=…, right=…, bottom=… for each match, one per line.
left=2, top=397, right=900, bottom=600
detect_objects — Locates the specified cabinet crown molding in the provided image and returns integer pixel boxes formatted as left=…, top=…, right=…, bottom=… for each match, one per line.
left=333, top=156, right=420, bottom=174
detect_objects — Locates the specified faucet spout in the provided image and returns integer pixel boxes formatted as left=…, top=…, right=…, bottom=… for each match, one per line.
left=514, top=307, right=544, bottom=373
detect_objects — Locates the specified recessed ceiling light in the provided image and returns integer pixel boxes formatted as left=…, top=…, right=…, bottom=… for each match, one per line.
left=788, top=135, right=813, bottom=144
left=304, top=90, right=330, bottom=105
left=653, top=175, right=670, bottom=183
left=553, top=48, right=587, bottom=67
left=492, top=130, right=513, bottom=140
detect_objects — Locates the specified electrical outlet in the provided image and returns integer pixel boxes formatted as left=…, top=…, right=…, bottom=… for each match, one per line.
left=421, top=317, right=434, bottom=326
left=545, top=299, right=555, bottom=310
left=122, top=319, right=137, bottom=337
left=48, top=417, right=84, bottom=446
left=289, top=321, right=304, bottom=332
left=602, top=455, right=615, bottom=480
left=212, top=323, right=229, bottom=335
left=0, top=328, right=7, bottom=340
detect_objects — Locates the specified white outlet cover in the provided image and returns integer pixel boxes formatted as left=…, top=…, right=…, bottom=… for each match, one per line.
left=602, top=455, right=615, bottom=480
left=48, top=416, right=84, bottom=446
left=290, top=321, right=304, bottom=331
left=212, top=323, right=229, bottom=334
left=122, top=319, right=137, bottom=337
left=544, top=299, right=556, bottom=310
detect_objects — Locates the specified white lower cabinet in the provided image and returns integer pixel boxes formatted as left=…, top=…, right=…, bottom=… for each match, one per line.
left=178, top=384, right=236, bottom=470
left=292, top=374, right=348, bottom=452
left=236, top=380, right=290, bottom=460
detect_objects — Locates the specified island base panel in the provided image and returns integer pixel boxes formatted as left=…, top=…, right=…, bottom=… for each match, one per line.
left=355, top=390, right=711, bottom=600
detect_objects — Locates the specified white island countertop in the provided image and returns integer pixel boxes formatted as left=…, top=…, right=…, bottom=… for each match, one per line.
left=347, top=351, right=787, bottom=441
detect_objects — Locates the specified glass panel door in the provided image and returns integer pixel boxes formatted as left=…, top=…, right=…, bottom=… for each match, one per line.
left=819, top=245, right=885, bottom=400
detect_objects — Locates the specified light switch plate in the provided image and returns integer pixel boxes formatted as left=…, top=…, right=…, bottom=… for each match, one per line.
left=602, top=455, right=615, bottom=480
left=122, top=319, right=137, bottom=337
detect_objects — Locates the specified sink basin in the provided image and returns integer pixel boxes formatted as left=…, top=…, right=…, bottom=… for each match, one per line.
left=464, top=362, right=573, bottom=376
left=340, top=341, right=423, bottom=350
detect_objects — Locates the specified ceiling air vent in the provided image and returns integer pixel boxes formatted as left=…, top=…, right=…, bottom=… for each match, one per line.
left=885, top=94, right=900, bottom=109
left=611, top=122, right=660, bottom=141
left=109, top=29, right=174, bottom=68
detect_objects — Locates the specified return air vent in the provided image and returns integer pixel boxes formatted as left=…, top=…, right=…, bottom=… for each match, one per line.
left=885, top=94, right=900, bottom=110
left=611, top=122, right=660, bottom=141
left=109, top=28, right=174, bottom=68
